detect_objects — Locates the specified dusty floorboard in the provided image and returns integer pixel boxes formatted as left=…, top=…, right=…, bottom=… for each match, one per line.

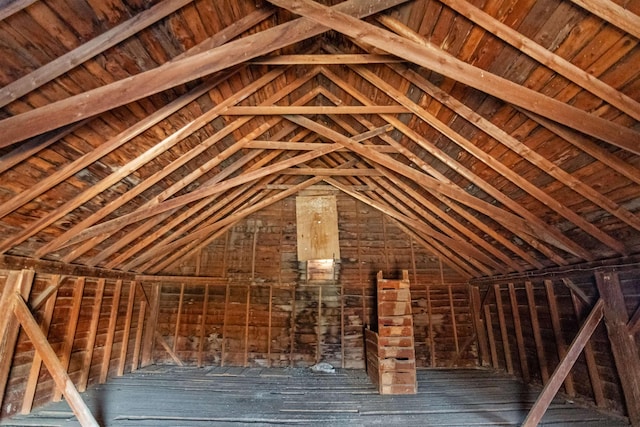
left=1, top=367, right=628, bottom=426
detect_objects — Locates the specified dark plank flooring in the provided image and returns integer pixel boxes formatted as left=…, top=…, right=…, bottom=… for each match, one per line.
left=2, top=366, right=628, bottom=426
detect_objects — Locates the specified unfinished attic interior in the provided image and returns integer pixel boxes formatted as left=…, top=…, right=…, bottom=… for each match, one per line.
left=0, top=0, right=639, bottom=425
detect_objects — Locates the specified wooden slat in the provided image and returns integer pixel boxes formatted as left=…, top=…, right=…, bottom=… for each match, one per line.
left=522, top=299, right=604, bottom=427
left=594, top=272, right=640, bottom=425
left=0, top=0, right=38, bottom=21
left=0, top=0, right=410, bottom=146
left=267, top=0, right=640, bottom=153
left=100, top=279, right=122, bottom=383
left=12, top=293, right=99, bottom=427
left=53, top=276, right=85, bottom=402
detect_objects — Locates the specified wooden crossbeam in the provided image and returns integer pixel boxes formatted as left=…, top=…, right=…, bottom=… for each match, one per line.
left=222, top=105, right=408, bottom=114
left=251, top=54, right=403, bottom=64
left=522, top=299, right=604, bottom=426
left=12, top=292, right=99, bottom=427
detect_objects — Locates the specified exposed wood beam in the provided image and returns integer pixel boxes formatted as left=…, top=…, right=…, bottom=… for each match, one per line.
left=264, top=184, right=374, bottom=191
left=568, top=0, right=640, bottom=40
left=0, top=0, right=37, bottom=21
left=245, top=140, right=397, bottom=152
left=281, top=167, right=382, bottom=176
left=251, top=54, right=403, bottom=64
left=387, top=3, right=640, bottom=121
left=351, top=65, right=625, bottom=254
left=0, top=0, right=197, bottom=108
left=12, top=292, right=99, bottom=427
left=0, top=0, right=410, bottom=146
left=398, top=65, right=640, bottom=235
left=222, top=105, right=408, bottom=114
left=522, top=298, right=604, bottom=427
left=0, top=254, right=135, bottom=279
left=267, top=0, right=640, bottom=154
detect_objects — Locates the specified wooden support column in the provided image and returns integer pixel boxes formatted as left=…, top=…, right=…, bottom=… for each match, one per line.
left=22, top=280, right=58, bottom=414
left=244, top=285, right=251, bottom=367
left=0, top=269, right=35, bottom=409
left=117, top=281, right=137, bottom=376
left=100, top=279, right=122, bottom=383
left=595, top=271, right=640, bottom=425
left=522, top=299, right=604, bottom=427
left=268, top=285, right=273, bottom=367
left=289, top=286, right=297, bottom=366
left=470, top=285, right=490, bottom=367
left=544, top=279, right=575, bottom=397
left=426, top=284, right=436, bottom=366
left=13, top=293, right=99, bottom=427
left=316, top=286, right=322, bottom=364
left=221, top=283, right=230, bottom=367
left=198, top=284, right=210, bottom=367
left=172, top=283, right=185, bottom=354
left=141, top=283, right=160, bottom=368
left=483, top=304, right=499, bottom=369
left=526, top=281, right=549, bottom=383
left=494, top=285, right=513, bottom=374
left=508, top=283, right=530, bottom=382
left=53, top=276, right=85, bottom=402
left=78, top=278, right=105, bottom=392
left=132, top=299, right=147, bottom=372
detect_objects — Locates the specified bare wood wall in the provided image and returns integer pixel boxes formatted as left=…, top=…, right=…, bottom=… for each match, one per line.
left=0, top=271, right=148, bottom=420
left=151, top=194, right=475, bottom=369
left=472, top=268, right=640, bottom=418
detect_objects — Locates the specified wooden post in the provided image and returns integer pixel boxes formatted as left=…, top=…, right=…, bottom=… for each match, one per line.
left=483, top=304, right=499, bottom=369
left=78, top=278, right=105, bottom=392
left=13, top=293, right=99, bottom=427
left=132, top=299, right=147, bottom=372
left=244, top=285, right=251, bottom=367
left=544, top=279, right=575, bottom=396
left=173, top=283, right=185, bottom=354
left=470, top=285, right=490, bottom=367
left=289, top=285, right=296, bottom=366
left=53, top=276, right=85, bottom=402
left=0, top=269, right=35, bottom=410
left=426, top=283, right=435, bottom=366
left=117, top=280, right=137, bottom=376
left=508, top=283, right=529, bottom=381
left=522, top=299, right=604, bottom=427
left=268, top=284, right=273, bottom=367
left=525, top=281, right=549, bottom=383
left=22, top=282, right=58, bottom=414
left=595, top=271, right=640, bottom=425
left=198, top=284, right=210, bottom=367
left=221, top=283, right=230, bottom=367
left=141, top=283, right=160, bottom=367
left=494, top=284, right=513, bottom=374
left=100, top=279, right=122, bottom=383
left=448, top=284, right=460, bottom=355
left=316, top=285, right=322, bottom=364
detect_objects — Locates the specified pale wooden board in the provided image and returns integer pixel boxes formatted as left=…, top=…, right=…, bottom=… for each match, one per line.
left=295, top=195, right=340, bottom=261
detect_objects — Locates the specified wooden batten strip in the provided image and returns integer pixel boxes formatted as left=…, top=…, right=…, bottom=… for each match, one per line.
left=53, top=276, right=85, bottom=402
left=100, top=279, right=123, bottom=383
left=78, top=279, right=105, bottom=392
left=21, top=285, right=58, bottom=414
left=522, top=299, right=604, bottom=427
left=12, top=293, right=99, bottom=427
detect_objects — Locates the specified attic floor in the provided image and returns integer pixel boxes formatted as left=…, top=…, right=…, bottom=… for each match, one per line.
left=2, top=366, right=627, bottom=426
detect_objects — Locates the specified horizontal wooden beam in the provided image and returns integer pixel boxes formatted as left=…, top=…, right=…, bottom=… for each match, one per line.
left=245, top=140, right=397, bottom=152
left=0, top=254, right=135, bottom=280
left=251, top=54, right=404, bottom=64
left=281, top=167, right=382, bottom=176
left=222, top=105, right=408, bottom=115
left=265, top=184, right=375, bottom=191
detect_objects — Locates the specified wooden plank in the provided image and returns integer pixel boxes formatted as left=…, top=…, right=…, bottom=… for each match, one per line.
left=78, top=278, right=105, bottom=392
left=471, top=286, right=490, bottom=367
left=154, top=331, right=184, bottom=366
left=0, top=0, right=410, bottom=146
left=448, top=283, right=459, bottom=355
left=100, top=279, right=122, bottom=384
left=131, top=300, right=147, bottom=372
left=12, top=293, right=99, bottom=427
left=172, top=283, right=185, bottom=354
left=508, top=283, right=530, bottom=382
left=0, top=0, right=38, bottom=21
left=568, top=0, right=640, bottom=39
left=522, top=299, right=604, bottom=427
left=21, top=284, right=57, bottom=414
left=29, top=274, right=63, bottom=311
left=0, top=255, right=134, bottom=281
left=268, top=0, right=640, bottom=152
left=251, top=54, right=403, bottom=64
left=117, top=281, right=137, bottom=377
left=221, top=284, right=230, bottom=367
left=544, top=280, right=575, bottom=397
left=244, top=286, right=251, bottom=367
left=594, top=272, right=640, bottom=425
left=53, top=276, right=85, bottom=402
left=628, top=303, right=640, bottom=335
left=483, top=304, right=499, bottom=369
left=268, top=285, right=273, bottom=368
left=494, top=285, right=513, bottom=374
left=223, top=105, right=408, bottom=114
left=525, top=281, right=549, bottom=384
left=141, top=284, right=160, bottom=368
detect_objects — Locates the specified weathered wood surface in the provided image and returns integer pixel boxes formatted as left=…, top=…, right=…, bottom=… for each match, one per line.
left=4, top=366, right=627, bottom=426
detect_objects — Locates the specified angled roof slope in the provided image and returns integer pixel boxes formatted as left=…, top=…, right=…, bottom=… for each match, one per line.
left=0, top=0, right=638, bottom=278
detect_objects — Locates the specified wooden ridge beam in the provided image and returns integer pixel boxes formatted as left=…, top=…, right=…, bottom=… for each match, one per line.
left=245, top=140, right=397, bottom=152
left=267, top=0, right=640, bottom=154
left=251, top=54, right=403, bottom=64
left=0, top=0, right=410, bottom=146
left=281, top=167, right=382, bottom=176
left=222, top=105, right=408, bottom=114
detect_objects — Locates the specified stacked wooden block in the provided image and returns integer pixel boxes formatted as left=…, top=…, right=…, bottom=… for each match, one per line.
left=365, top=270, right=417, bottom=394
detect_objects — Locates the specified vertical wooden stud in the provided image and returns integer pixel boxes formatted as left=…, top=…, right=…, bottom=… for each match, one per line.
left=100, top=279, right=122, bottom=384
left=0, top=269, right=35, bottom=409
left=132, top=299, right=147, bottom=372
left=570, top=290, right=605, bottom=407
left=448, top=284, right=460, bottom=355
left=316, top=286, right=322, bottom=364
left=508, top=283, right=530, bottom=382
left=141, top=283, right=160, bottom=367
left=78, top=278, right=105, bottom=392
left=426, top=283, right=435, bottom=366
left=289, top=285, right=296, bottom=366
left=594, top=271, right=640, bottom=425
left=221, top=283, right=230, bottom=367
left=340, top=280, right=345, bottom=368
left=483, top=303, right=499, bottom=369
left=544, top=279, right=575, bottom=396
left=471, top=285, right=490, bottom=367
left=494, top=284, right=513, bottom=374
left=21, top=278, right=58, bottom=414
left=244, top=285, right=251, bottom=367
left=525, top=281, right=549, bottom=383
left=172, top=283, right=185, bottom=354
left=382, top=213, right=389, bottom=273
left=267, top=284, right=273, bottom=367
left=117, top=280, right=136, bottom=376
left=53, top=276, right=85, bottom=402
left=198, top=284, right=210, bottom=367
